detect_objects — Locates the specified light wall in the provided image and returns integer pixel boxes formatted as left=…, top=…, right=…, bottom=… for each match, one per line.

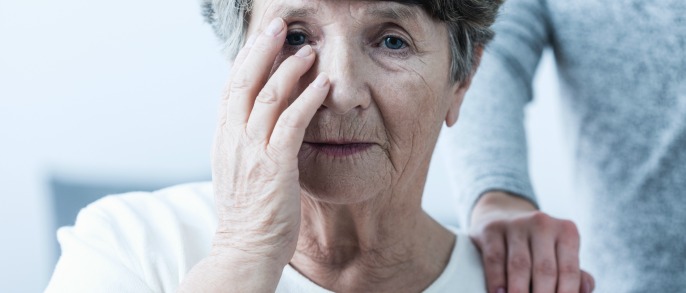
left=0, top=1, right=576, bottom=292
left=1, top=0, right=225, bottom=291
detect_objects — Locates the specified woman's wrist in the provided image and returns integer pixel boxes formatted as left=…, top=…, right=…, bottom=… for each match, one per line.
left=208, top=244, right=289, bottom=268
left=178, top=250, right=286, bottom=293
left=210, top=231, right=295, bottom=267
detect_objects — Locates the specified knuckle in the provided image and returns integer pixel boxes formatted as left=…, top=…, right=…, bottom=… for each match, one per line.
left=230, top=75, right=253, bottom=93
left=244, top=134, right=265, bottom=146
left=531, top=211, right=552, bottom=226
left=256, top=88, right=279, bottom=104
left=558, top=222, right=581, bottom=249
left=234, top=47, right=250, bottom=61
left=558, top=262, right=580, bottom=276
left=264, top=145, right=286, bottom=165
left=217, top=114, right=228, bottom=128
left=534, top=259, right=557, bottom=277
left=278, top=113, right=297, bottom=129
left=559, top=220, right=580, bottom=236
left=242, top=126, right=267, bottom=144
left=483, top=219, right=507, bottom=232
left=279, top=108, right=304, bottom=129
left=509, top=254, right=532, bottom=271
left=511, top=215, right=533, bottom=227
left=484, top=250, right=506, bottom=266
left=221, top=84, right=232, bottom=101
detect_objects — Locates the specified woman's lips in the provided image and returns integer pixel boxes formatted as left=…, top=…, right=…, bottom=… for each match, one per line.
left=304, top=142, right=374, bottom=157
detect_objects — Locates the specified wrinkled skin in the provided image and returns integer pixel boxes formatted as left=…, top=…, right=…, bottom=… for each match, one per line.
left=203, top=1, right=467, bottom=292
left=179, top=0, right=593, bottom=292
left=211, top=0, right=463, bottom=266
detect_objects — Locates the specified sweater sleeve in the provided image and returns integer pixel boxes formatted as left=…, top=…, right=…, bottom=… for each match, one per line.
left=444, top=0, right=552, bottom=226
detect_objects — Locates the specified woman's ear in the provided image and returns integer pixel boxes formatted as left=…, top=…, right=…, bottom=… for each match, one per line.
left=445, top=46, right=484, bottom=127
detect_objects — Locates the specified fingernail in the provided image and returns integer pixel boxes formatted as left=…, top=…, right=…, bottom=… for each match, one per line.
left=313, top=73, right=329, bottom=88
left=583, top=281, right=592, bottom=293
left=245, top=34, right=257, bottom=47
left=265, top=18, right=284, bottom=36
left=295, top=45, right=312, bottom=57
left=496, top=288, right=506, bottom=293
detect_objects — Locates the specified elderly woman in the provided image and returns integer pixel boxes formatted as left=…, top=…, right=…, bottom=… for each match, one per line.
left=45, top=0, right=567, bottom=292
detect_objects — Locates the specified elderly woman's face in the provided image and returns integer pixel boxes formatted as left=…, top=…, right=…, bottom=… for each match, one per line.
left=249, top=0, right=464, bottom=203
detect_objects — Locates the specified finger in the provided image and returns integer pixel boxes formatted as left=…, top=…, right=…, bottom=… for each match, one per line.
left=474, top=230, right=508, bottom=293
left=225, top=18, right=287, bottom=127
left=530, top=227, right=557, bottom=293
left=218, top=34, right=257, bottom=128
left=269, top=73, right=330, bottom=158
left=507, top=229, right=532, bottom=293
left=229, top=34, right=258, bottom=81
left=555, top=221, right=581, bottom=293
left=246, top=45, right=316, bottom=141
left=580, top=270, right=594, bottom=293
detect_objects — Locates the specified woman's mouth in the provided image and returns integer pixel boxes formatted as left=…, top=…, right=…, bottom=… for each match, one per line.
left=303, top=142, right=375, bottom=157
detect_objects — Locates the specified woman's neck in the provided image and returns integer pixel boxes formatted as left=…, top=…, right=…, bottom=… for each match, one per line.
left=290, top=193, right=456, bottom=292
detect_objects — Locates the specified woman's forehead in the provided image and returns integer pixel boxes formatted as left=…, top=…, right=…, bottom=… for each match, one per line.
left=253, top=0, right=428, bottom=24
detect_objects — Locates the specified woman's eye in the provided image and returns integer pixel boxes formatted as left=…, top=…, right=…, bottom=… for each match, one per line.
left=382, top=36, right=406, bottom=50
left=285, top=32, right=307, bottom=46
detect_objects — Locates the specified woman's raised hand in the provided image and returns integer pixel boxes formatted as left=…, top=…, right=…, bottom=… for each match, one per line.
left=179, top=18, right=329, bottom=292
left=212, top=17, right=329, bottom=264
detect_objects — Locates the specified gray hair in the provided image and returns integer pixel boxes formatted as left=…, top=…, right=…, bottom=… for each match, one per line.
left=201, top=0, right=503, bottom=82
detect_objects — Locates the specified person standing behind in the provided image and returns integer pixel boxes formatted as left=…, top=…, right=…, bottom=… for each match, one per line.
left=447, top=0, right=686, bottom=292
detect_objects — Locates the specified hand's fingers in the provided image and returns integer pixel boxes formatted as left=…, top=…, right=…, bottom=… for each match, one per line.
left=229, top=34, right=258, bottom=81
left=225, top=18, right=287, bottom=127
left=506, top=229, right=532, bottom=293
left=268, top=73, right=330, bottom=159
left=246, top=45, right=316, bottom=141
left=474, top=230, right=508, bottom=293
left=580, top=270, right=594, bottom=293
left=530, top=225, right=557, bottom=293
left=218, top=34, right=257, bottom=128
left=555, top=220, right=581, bottom=293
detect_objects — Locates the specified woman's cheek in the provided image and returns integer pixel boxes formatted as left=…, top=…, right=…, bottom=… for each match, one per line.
left=366, top=50, right=415, bottom=74
left=373, top=76, right=425, bottom=137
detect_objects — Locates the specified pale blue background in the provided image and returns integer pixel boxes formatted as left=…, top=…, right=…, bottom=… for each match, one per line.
left=0, top=0, right=579, bottom=291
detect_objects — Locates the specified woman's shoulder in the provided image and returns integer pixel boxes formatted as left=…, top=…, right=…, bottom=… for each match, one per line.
left=76, top=181, right=218, bottom=241
left=47, top=182, right=216, bottom=292
left=73, top=181, right=218, bottom=258
left=93, top=181, right=215, bottom=209
left=83, top=181, right=213, bottom=222
left=424, top=227, right=487, bottom=292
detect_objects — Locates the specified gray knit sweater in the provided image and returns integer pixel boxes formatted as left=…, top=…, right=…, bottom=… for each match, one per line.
left=446, top=0, right=686, bottom=291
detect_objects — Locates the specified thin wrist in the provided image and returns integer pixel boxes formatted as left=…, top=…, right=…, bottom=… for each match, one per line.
left=178, top=253, right=286, bottom=293
left=208, top=245, right=288, bottom=270
left=210, top=232, right=294, bottom=266
left=471, top=191, right=537, bottom=223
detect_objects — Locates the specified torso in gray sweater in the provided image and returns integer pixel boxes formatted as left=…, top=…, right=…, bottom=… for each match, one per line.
left=448, top=1, right=686, bottom=291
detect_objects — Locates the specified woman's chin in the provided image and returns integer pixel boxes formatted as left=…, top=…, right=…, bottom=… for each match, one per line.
left=298, top=145, right=390, bottom=205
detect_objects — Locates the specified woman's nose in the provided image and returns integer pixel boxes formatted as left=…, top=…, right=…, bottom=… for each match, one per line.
left=314, top=39, right=372, bottom=115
